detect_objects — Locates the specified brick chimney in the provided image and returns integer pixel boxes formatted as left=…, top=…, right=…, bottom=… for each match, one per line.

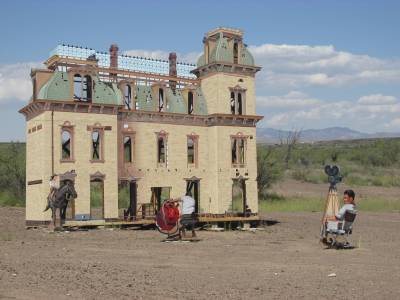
left=169, top=52, right=177, bottom=93
left=109, top=44, right=119, bottom=68
left=109, top=44, right=119, bottom=81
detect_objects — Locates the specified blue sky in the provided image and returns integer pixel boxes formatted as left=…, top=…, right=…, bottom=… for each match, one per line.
left=1, top=0, right=400, bottom=141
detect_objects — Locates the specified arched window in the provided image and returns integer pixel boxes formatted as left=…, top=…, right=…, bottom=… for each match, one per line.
left=230, top=89, right=246, bottom=115
left=231, top=136, right=247, bottom=167
left=124, top=136, right=132, bottom=162
left=187, top=137, right=195, bottom=164
left=158, top=88, right=164, bottom=112
left=124, top=84, right=131, bottom=109
left=188, top=91, right=194, bottom=115
left=158, top=136, right=166, bottom=164
left=238, top=93, right=243, bottom=115
left=61, top=130, right=72, bottom=160
left=92, top=130, right=101, bottom=160
left=230, top=91, right=235, bottom=114
left=73, top=74, right=82, bottom=100
left=83, top=75, right=92, bottom=101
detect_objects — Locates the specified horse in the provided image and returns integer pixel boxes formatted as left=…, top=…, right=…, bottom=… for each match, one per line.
left=44, top=180, right=78, bottom=228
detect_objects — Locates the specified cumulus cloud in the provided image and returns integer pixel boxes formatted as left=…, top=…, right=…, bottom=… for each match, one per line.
left=249, top=44, right=400, bottom=88
left=358, top=94, right=398, bottom=105
left=259, top=92, right=400, bottom=132
left=257, top=91, right=320, bottom=108
left=0, top=62, right=43, bottom=103
left=384, top=118, right=400, bottom=129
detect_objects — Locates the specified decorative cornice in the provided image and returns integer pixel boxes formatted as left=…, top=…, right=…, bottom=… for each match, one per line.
left=120, top=111, right=263, bottom=127
left=19, top=100, right=119, bottom=121
left=19, top=100, right=263, bottom=127
left=191, top=62, right=261, bottom=78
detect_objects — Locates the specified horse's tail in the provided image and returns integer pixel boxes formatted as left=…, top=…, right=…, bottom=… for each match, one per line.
left=43, top=198, right=50, bottom=212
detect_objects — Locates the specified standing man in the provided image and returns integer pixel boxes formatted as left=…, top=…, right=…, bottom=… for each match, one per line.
left=171, top=191, right=197, bottom=238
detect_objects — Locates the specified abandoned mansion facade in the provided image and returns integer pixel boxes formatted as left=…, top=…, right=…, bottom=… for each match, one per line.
left=20, top=27, right=263, bottom=225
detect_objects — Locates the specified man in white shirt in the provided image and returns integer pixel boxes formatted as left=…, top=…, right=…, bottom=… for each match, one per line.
left=336, top=189, right=356, bottom=220
left=171, top=191, right=197, bottom=238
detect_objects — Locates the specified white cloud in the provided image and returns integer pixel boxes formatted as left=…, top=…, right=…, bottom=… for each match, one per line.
left=260, top=92, right=400, bottom=132
left=0, top=62, right=43, bottom=103
left=257, top=91, right=320, bottom=108
left=249, top=44, right=400, bottom=88
left=358, top=94, right=398, bottom=105
left=384, top=118, right=400, bottom=129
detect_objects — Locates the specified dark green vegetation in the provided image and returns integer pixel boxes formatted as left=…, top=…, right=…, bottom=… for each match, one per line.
left=257, top=138, right=400, bottom=192
left=1, top=139, right=399, bottom=211
left=0, top=142, right=25, bottom=207
left=257, top=138, right=400, bottom=212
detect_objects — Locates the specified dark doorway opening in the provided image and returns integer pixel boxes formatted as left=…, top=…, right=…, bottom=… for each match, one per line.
left=186, top=179, right=200, bottom=213
left=232, top=179, right=247, bottom=214
left=119, top=180, right=137, bottom=220
left=151, top=187, right=171, bottom=213
left=90, top=179, right=104, bottom=220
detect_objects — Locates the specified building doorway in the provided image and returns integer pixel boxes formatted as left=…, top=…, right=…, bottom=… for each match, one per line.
left=231, top=178, right=247, bottom=214
left=90, top=179, right=104, bottom=220
left=150, top=187, right=171, bottom=213
left=118, top=180, right=137, bottom=220
left=186, top=178, right=200, bottom=213
left=59, top=170, right=77, bottom=221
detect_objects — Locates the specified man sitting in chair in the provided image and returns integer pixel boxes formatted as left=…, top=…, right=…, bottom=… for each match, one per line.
left=335, top=189, right=356, bottom=221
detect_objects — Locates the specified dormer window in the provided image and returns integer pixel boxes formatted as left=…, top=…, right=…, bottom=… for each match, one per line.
left=83, top=75, right=92, bottom=101
left=74, top=74, right=92, bottom=102
left=73, top=74, right=82, bottom=100
left=124, top=84, right=132, bottom=109
left=188, top=91, right=194, bottom=115
left=158, top=88, right=164, bottom=112
left=233, top=42, right=239, bottom=64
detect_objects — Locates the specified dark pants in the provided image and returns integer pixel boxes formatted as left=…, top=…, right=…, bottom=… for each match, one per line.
left=180, top=213, right=198, bottom=232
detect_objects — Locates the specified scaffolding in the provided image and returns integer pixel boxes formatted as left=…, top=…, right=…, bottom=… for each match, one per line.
left=50, top=44, right=196, bottom=78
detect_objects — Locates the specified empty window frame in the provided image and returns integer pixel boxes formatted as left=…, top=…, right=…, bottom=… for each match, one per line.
left=187, top=136, right=198, bottom=167
left=233, top=42, right=239, bottom=64
left=230, top=91, right=235, bottom=114
left=91, top=129, right=103, bottom=161
left=123, top=136, right=133, bottom=163
left=124, top=84, right=132, bottom=109
left=158, top=88, right=164, bottom=112
left=188, top=91, right=194, bottom=115
left=229, top=89, right=245, bottom=115
left=73, top=74, right=82, bottom=100
left=61, top=129, right=73, bottom=161
left=82, top=75, right=92, bottom=101
left=157, top=133, right=168, bottom=166
left=74, top=74, right=92, bottom=102
left=231, top=137, right=246, bottom=167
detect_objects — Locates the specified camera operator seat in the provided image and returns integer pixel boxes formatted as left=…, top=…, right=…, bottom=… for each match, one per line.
left=325, top=210, right=357, bottom=249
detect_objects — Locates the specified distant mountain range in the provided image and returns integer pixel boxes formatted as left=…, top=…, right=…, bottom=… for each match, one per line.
left=256, top=127, right=400, bottom=143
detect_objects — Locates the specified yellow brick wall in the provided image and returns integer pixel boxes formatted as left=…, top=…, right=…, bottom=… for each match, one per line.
left=121, top=121, right=258, bottom=214
left=200, top=73, right=256, bottom=115
left=26, top=111, right=119, bottom=222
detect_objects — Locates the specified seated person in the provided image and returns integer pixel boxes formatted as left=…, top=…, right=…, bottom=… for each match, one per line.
left=170, top=191, right=197, bottom=238
left=335, top=189, right=356, bottom=221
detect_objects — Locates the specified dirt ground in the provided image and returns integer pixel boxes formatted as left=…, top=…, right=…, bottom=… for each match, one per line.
left=1, top=207, right=399, bottom=300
